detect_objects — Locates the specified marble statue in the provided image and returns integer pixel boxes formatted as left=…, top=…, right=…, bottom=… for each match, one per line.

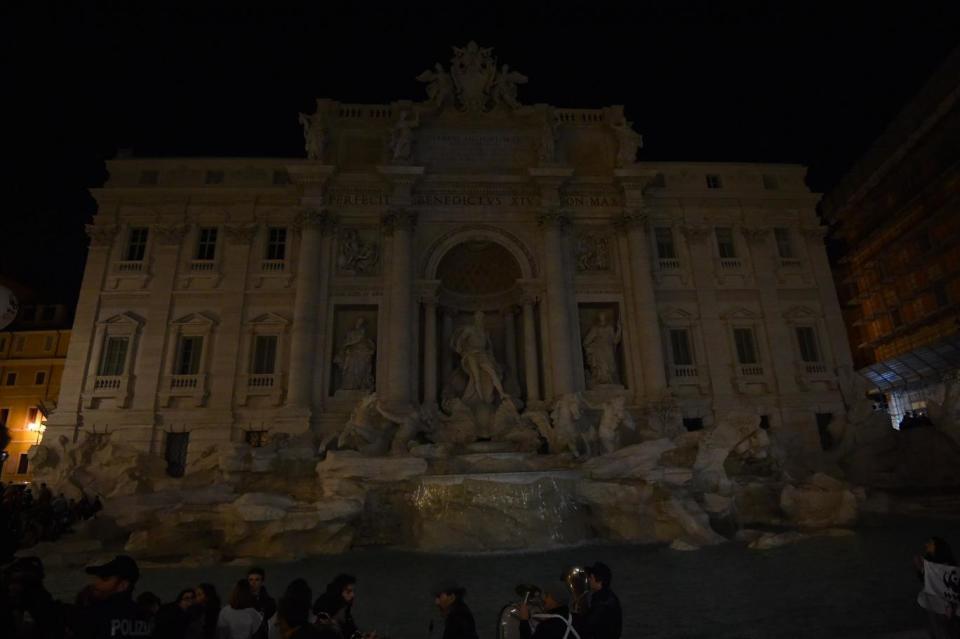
left=550, top=392, right=597, bottom=458
left=332, top=393, right=389, bottom=455
left=491, top=64, right=527, bottom=109
left=582, top=312, right=622, bottom=386
left=452, top=311, right=507, bottom=404
left=538, top=113, right=557, bottom=163
left=389, top=110, right=418, bottom=161
left=575, top=233, right=610, bottom=272
left=415, top=63, right=454, bottom=108
left=334, top=318, right=376, bottom=391
left=297, top=106, right=326, bottom=161
left=610, top=119, right=642, bottom=167
left=595, top=396, right=636, bottom=455
left=337, top=229, right=380, bottom=274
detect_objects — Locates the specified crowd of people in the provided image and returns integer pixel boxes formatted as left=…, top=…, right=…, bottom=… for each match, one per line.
left=0, top=552, right=625, bottom=639
left=0, top=482, right=102, bottom=562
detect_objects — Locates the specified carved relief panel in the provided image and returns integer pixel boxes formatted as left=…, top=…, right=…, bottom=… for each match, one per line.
left=336, top=227, right=381, bottom=276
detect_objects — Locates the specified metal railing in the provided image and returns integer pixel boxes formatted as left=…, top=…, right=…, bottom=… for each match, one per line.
left=659, top=258, right=682, bottom=270
left=117, top=261, right=143, bottom=273
left=261, top=259, right=286, bottom=272
left=248, top=374, right=276, bottom=388
left=94, top=376, right=122, bottom=390
left=190, top=260, right=216, bottom=272
left=739, top=365, right=764, bottom=377
left=170, top=374, right=199, bottom=389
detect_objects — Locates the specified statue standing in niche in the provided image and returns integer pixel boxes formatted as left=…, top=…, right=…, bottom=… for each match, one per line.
left=452, top=310, right=506, bottom=404
left=297, top=106, right=326, bottom=161
left=334, top=318, right=376, bottom=391
left=583, top=312, right=622, bottom=386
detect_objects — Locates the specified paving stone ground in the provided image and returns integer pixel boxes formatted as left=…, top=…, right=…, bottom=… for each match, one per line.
left=39, top=516, right=959, bottom=638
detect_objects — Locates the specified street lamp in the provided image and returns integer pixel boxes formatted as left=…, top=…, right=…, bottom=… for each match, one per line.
left=26, top=422, right=46, bottom=445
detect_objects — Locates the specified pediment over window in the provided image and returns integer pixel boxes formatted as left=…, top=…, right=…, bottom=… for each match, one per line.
left=98, top=311, right=145, bottom=328
left=719, top=306, right=762, bottom=320
left=170, top=312, right=218, bottom=328
left=248, top=312, right=290, bottom=326
left=782, top=305, right=820, bottom=320
left=660, top=307, right=699, bottom=322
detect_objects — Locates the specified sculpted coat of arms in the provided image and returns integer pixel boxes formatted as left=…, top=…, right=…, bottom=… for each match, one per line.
left=417, top=41, right=527, bottom=113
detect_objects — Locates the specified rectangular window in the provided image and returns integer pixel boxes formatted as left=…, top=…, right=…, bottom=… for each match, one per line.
left=27, top=407, right=39, bottom=424
left=733, top=328, right=758, bottom=364
left=40, top=306, right=56, bottom=321
left=774, top=228, right=794, bottom=259
left=251, top=335, right=278, bottom=375
left=762, top=175, right=779, bottom=190
left=795, top=326, right=820, bottom=362
left=14, top=337, right=25, bottom=352
left=0, top=408, right=9, bottom=427
left=715, top=227, right=737, bottom=258
left=196, top=227, right=218, bottom=260
left=205, top=170, right=224, bottom=184
left=43, top=336, right=54, bottom=351
left=0, top=337, right=5, bottom=351
left=34, top=371, right=46, bottom=386
left=266, top=227, right=287, bottom=260
left=654, top=227, right=676, bottom=259
left=17, top=453, right=29, bottom=475
left=669, top=329, right=693, bottom=366
left=98, top=336, right=129, bottom=376
left=175, top=336, right=203, bottom=375
left=682, top=417, right=704, bottom=432
left=5, top=372, right=16, bottom=386
left=706, top=174, right=723, bottom=189
left=125, top=227, right=149, bottom=261
left=21, top=307, right=36, bottom=322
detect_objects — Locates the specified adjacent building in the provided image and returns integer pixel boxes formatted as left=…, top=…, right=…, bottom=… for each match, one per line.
left=0, top=286, right=71, bottom=480
left=822, top=45, right=960, bottom=426
left=46, top=43, right=854, bottom=471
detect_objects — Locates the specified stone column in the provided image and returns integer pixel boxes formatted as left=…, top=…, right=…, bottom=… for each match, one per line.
left=382, top=209, right=417, bottom=410
left=803, top=225, right=855, bottom=370
left=538, top=210, right=579, bottom=396
left=502, top=305, right=519, bottom=396
left=46, top=222, right=117, bottom=442
left=521, top=293, right=541, bottom=403
left=441, top=307, right=456, bottom=383
left=419, top=285, right=440, bottom=406
left=286, top=209, right=332, bottom=412
left=619, top=211, right=667, bottom=394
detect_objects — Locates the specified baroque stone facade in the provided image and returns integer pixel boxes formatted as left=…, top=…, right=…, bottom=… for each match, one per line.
left=28, top=44, right=872, bottom=558
left=42, top=43, right=853, bottom=467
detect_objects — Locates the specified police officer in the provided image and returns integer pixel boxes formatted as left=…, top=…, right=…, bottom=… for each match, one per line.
left=69, top=554, right=152, bottom=638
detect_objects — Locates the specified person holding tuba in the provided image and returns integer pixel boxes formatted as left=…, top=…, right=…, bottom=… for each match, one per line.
left=517, top=583, right=580, bottom=639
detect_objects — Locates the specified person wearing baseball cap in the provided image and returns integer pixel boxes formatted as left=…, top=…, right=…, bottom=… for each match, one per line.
left=581, top=562, right=621, bottom=639
left=67, top=555, right=151, bottom=638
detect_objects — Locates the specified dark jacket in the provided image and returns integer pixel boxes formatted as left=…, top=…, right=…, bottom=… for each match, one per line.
left=67, top=592, right=152, bottom=639
left=442, top=600, right=478, bottom=639
left=520, top=605, right=575, bottom=639
left=152, top=602, right=193, bottom=639
left=251, top=589, right=276, bottom=639
left=312, top=591, right=357, bottom=638
left=579, top=589, right=621, bottom=639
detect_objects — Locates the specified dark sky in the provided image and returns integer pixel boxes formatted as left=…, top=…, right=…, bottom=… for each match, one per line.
left=6, top=1, right=960, bottom=301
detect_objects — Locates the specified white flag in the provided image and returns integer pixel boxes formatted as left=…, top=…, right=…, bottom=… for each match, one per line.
left=918, top=559, right=960, bottom=616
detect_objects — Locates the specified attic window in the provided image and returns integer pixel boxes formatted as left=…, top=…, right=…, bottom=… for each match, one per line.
left=706, top=174, right=723, bottom=189
left=762, top=175, right=779, bottom=190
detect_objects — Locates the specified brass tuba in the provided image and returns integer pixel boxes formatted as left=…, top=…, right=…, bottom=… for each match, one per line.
left=561, top=566, right=590, bottom=614
left=496, top=584, right=542, bottom=639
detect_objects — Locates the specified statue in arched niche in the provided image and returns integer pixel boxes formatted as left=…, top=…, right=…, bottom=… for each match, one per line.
left=451, top=310, right=507, bottom=404
left=583, top=311, right=622, bottom=387
left=334, top=317, right=376, bottom=391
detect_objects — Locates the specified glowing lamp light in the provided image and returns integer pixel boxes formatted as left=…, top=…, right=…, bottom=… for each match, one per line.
left=27, top=422, right=47, bottom=444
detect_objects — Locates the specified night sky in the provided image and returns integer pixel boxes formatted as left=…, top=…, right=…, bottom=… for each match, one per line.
left=6, top=1, right=960, bottom=302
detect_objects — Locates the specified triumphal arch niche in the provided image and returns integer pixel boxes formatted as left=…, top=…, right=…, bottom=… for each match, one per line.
left=302, top=40, right=657, bottom=458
